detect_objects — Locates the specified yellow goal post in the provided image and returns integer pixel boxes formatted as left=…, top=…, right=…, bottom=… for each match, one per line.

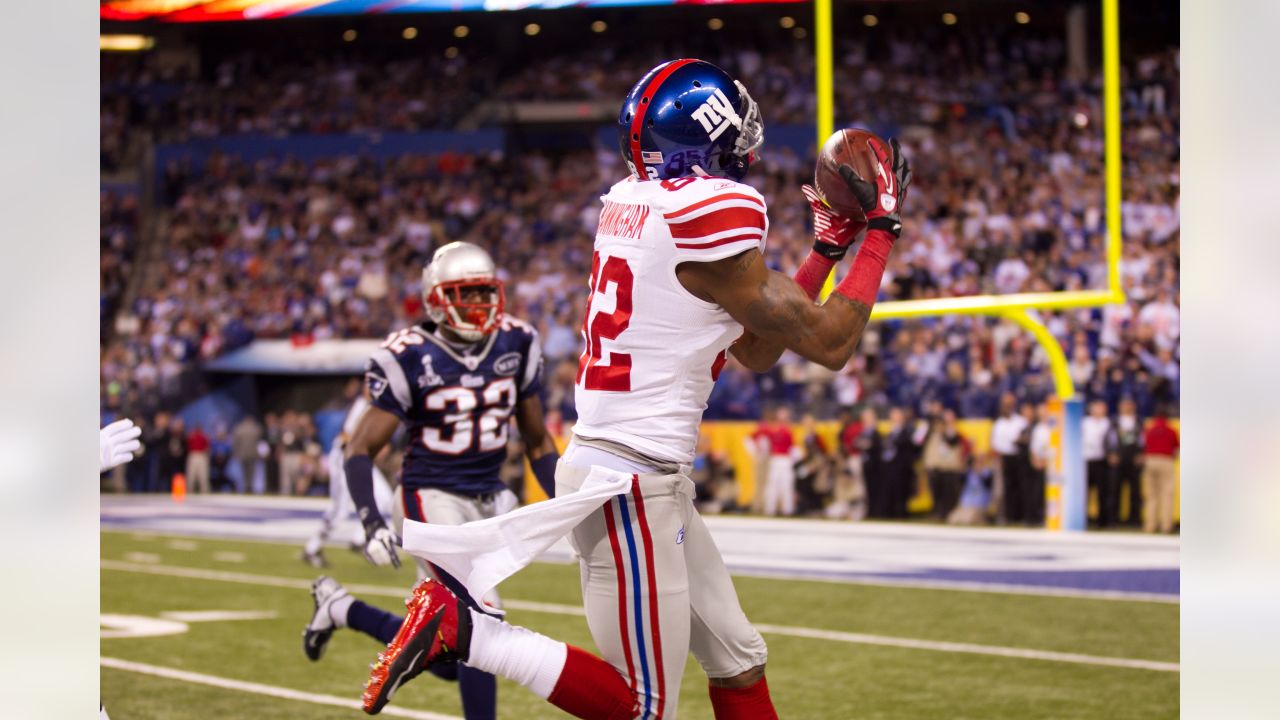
left=811, top=0, right=1127, bottom=530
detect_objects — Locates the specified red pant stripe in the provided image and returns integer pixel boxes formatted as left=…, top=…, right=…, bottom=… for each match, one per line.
left=602, top=497, right=639, bottom=699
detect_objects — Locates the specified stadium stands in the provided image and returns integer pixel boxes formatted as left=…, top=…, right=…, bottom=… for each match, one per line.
left=100, top=26, right=1178, bottom=488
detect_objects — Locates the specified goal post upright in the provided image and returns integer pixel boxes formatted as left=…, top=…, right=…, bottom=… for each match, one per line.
left=808, top=0, right=1127, bottom=531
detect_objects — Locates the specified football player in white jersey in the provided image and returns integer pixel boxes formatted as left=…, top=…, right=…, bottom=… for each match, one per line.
left=300, top=384, right=395, bottom=568
left=361, top=59, right=911, bottom=720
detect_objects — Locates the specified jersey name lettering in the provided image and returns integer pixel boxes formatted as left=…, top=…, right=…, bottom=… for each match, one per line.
left=597, top=200, right=650, bottom=240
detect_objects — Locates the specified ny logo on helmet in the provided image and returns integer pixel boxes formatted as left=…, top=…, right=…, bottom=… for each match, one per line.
left=690, top=88, right=742, bottom=141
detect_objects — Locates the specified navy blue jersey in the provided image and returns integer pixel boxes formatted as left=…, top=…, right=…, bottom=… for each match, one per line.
left=365, top=318, right=543, bottom=496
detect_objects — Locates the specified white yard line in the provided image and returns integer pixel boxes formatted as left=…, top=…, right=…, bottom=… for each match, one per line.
left=101, top=657, right=460, bottom=720
left=102, top=560, right=1178, bottom=673
left=160, top=610, right=278, bottom=623
left=104, top=528, right=1177, bottom=604
left=122, top=552, right=161, bottom=564
left=751, top=623, right=1179, bottom=672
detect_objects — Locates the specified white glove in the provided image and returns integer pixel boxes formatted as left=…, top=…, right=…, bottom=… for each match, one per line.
left=100, top=418, right=142, bottom=473
left=363, top=525, right=401, bottom=569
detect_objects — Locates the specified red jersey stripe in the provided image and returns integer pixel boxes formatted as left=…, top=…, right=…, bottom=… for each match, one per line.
left=629, top=59, right=698, bottom=178
left=667, top=206, right=766, bottom=239
left=663, top=192, right=765, bottom=220
left=674, top=232, right=762, bottom=250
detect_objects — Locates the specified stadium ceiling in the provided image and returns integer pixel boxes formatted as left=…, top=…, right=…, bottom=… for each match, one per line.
left=101, top=0, right=806, bottom=23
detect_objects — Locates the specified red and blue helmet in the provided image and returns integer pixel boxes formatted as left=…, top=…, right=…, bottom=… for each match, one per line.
left=618, top=58, right=764, bottom=182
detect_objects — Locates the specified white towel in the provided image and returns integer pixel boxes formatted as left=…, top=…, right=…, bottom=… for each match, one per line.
left=401, top=466, right=632, bottom=614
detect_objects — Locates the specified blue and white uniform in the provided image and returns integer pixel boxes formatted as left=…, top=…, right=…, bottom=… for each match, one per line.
left=365, top=317, right=543, bottom=598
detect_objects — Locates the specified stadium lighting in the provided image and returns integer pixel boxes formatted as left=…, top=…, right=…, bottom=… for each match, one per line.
left=591, top=20, right=607, bottom=33
left=942, top=13, right=958, bottom=25
left=453, top=25, right=469, bottom=38
left=402, top=27, right=418, bottom=40
left=1015, top=11, right=1031, bottom=24
left=779, top=16, right=796, bottom=29
left=793, top=27, right=807, bottom=39
left=100, top=34, right=154, bottom=52
left=342, top=29, right=357, bottom=42
left=862, top=15, right=878, bottom=28
left=708, top=18, right=724, bottom=30
left=524, top=23, right=541, bottom=36
left=445, top=46, right=459, bottom=59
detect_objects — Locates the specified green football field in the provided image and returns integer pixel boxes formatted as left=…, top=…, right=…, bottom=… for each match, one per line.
left=101, top=530, right=1178, bottom=719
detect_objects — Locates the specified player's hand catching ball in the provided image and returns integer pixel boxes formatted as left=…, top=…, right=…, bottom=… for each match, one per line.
left=839, top=137, right=912, bottom=238
left=801, top=184, right=867, bottom=262
left=363, top=524, right=401, bottom=569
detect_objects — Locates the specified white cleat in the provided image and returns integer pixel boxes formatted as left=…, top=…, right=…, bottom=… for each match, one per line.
left=302, top=575, right=348, bottom=661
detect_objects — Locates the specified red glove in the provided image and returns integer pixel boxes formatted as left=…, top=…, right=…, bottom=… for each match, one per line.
left=801, top=184, right=866, bottom=261
left=838, top=137, right=912, bottom=238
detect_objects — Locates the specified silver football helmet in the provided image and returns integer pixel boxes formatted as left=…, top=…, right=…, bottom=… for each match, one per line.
left=421, top=241, right=505, bottom=342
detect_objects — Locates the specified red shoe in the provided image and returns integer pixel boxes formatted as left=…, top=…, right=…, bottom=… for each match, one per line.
left=362, top=578, right=471, bottom=715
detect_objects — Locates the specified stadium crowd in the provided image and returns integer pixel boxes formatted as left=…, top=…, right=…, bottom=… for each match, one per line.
left=100, top=28, right=1179, bottom=527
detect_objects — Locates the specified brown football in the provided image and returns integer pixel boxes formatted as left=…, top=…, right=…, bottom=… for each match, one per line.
left=814, top=127, right=888, bottom=221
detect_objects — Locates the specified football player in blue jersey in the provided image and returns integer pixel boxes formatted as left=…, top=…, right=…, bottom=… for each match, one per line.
left=302, top=241, right=559, bottom=720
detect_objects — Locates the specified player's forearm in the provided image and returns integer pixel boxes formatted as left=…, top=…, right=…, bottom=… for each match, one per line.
left=731, top=251, right=838, bottom=372
left=740, top=268, right=872, bottom=371
left=343, top=454, right=384, bottom=531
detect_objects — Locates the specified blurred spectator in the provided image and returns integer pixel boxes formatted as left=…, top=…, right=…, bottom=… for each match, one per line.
left=185, top=424, right=211, bottom=494
left=1107, top=397, right=1146, bottom=526
left=1027, top=403, right=1053, bottom=526
left=795, top=414, right=834, bottom=516
left=859, top=408, right=887, bottom=518
left=210, top=428, right=233, bottom=492
left=829, top=409, right=867, bottom=520
left=232, top=414, right=264, bottom=493
left=1083, top=400, right=1116, bottom=527
left=754, top=407, right=797, bottom=517
left=1011, top=402, right=1038, bottom=525
left=990, top=393, right=1028, bottom=524
left=163, top=416, right=187, bottom=493
left=1141, top=406, right=1180, bottom=533
left=923, top=407, right=969, bottom=521
left=880, top=407, right=917, bottom=519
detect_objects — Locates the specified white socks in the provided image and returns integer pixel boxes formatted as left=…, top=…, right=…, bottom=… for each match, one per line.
left=466, top=610, right=568, bottom=699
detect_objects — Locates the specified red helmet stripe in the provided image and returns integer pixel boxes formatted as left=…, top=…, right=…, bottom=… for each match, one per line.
left=629, top=58, right=699, bottom=179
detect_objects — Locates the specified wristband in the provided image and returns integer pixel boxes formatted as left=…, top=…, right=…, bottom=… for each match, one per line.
left=834, top=229, right=895, bottom=307
left=794, top=251, right=836, bottom=301
left=530, top=451, right=559, bottom=499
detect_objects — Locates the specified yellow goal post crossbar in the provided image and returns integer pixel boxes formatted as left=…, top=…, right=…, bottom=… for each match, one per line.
left=812, top=0, right=1126, bottom=402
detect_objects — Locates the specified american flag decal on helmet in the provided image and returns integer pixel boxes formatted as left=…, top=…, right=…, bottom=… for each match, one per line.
left=641, top=151, right=664, bottom=164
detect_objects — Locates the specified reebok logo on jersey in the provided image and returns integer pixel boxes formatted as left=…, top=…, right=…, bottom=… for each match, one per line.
left=690, top=88, right=742, bottom=142
left=676, top=527, right=685, bottom=544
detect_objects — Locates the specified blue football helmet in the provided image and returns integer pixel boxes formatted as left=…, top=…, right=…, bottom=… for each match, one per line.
left=617, top=59, right=764, bottom=182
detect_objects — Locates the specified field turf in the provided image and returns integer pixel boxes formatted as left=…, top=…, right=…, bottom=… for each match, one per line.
left=101, top=531, right=1178, bottom=719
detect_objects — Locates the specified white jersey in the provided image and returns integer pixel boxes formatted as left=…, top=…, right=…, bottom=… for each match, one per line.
left=573, top=175, right=768, bottom=465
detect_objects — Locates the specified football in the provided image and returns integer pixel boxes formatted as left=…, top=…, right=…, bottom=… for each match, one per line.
left=813, top=127, right=889, bottom=221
